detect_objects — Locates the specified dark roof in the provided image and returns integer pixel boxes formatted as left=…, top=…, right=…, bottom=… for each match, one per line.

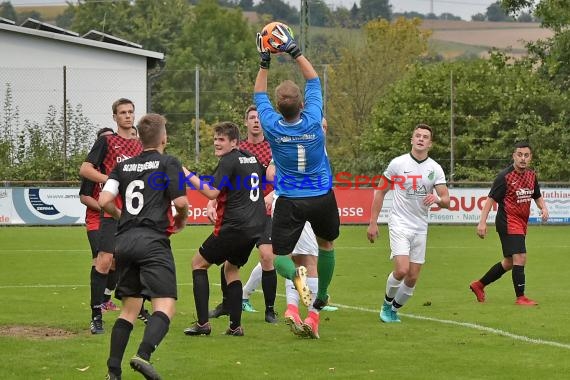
left=0, top=17, right=16, bottom=25
left=20, top=17, right=79, bottom=37
left=82, top=30, right=142, bottom=49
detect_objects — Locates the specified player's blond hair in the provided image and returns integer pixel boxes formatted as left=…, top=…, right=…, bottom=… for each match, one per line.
left=137, top=114, right=166, bottom=148
left=275, top=80, right=302, bottom=120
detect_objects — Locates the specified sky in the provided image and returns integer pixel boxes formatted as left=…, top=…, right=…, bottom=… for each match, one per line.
left=9, top=0, right=498, bottom=21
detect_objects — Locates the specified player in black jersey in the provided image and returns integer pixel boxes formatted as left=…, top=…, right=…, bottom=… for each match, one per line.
left=183, top=121, right=266, bottom=337
left=99, top=113, right=188, bottom=380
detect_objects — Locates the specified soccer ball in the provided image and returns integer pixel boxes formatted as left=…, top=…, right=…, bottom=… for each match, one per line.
left=260, top=22, right=293, bottom=54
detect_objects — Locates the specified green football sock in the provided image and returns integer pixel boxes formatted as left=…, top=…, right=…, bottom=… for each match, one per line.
left=317, top=249, right=335, bottom=301
left=273, top=255, right=296, bottom=280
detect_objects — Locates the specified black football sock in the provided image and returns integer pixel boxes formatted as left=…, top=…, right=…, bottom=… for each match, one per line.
left=137, top=311, right=170, bottom=361
left=107, top=318, right=133, bottom=376
left=91, top=267, right=108, bottom=318
left=261, top=269, right=277, bottom=312
left=512, top=265, right=526, bottom=297
left=226, top=280, right=243, bottom=330
left=106, top=269, right=118, bottom=292
left=480, top=262, right=507, bottom=286
left=192, top=269, right=209, bottom=324
left=220, top=265, right=228, bottom=308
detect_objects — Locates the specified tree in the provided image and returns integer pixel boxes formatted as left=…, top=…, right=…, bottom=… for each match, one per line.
left=325, top=17, right=430, bottom=173
left=362, top=52, right=570, bottom=181
left=439, top=13, right=461, bottom=21
left=254, top=0, right=298, bottom=25
left=487, top=2, right=512, bottom=21
left=239, top=0, right=254, bottom=11
left=309, top=0, right=331, bottom=27
left=0, top=1, right=17, bottom=22
left=471, top=13, right=486, bottom=21
left=359, top=0, right=391, bottom=22
left=152, top=0, right=259, bottom=160
left=517, top=11, right=534, bottom=22
left=502, top=0, right=570, bottom=89
left=55, top=4, right=76, bottom=29
left=71, top=0, right=134, bottom=36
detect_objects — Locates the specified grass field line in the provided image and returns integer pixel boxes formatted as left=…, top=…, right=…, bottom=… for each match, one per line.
left=324, top=302, right=570, bottom=350
left=2, top=282, right=570, bottom=350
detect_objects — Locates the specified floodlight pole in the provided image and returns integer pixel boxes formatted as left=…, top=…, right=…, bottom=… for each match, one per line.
left=300, top=0, right=309, bottom=53
left=450, top=70, right=455, bottom=186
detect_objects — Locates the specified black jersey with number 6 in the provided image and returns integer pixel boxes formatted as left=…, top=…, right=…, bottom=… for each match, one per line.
left=209, top=149, right=266, bottom=235
left=108, top=150, right=186, bottom=236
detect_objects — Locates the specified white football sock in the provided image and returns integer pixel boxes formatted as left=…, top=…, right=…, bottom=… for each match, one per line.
left=393, top=283, right=415, bottom=308
left=242, top=262, right=262, bottom=299
left=285, top=279, right=299, bottom=307
left=307, top=277, right=319, bottom=314
left=385, top=271, right=403, bottom=299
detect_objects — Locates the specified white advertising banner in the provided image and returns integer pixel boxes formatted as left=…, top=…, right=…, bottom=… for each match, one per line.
left=0, top=187, right=568, bottom=225
left=0, top=188, right=85, bottom=225
left=428, top=188, right=570, bottom=224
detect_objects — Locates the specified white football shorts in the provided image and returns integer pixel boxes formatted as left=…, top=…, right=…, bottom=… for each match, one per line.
left=292, top=222, right=318, bottom=257
left=388, top=227, right=427, bottom=264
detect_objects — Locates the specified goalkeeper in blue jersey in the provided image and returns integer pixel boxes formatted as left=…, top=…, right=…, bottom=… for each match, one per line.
left=253, top=23, right=339, bottom=337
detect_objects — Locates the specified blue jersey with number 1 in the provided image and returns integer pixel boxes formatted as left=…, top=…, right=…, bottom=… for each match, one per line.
left=254, top=77, right=331, bottom=198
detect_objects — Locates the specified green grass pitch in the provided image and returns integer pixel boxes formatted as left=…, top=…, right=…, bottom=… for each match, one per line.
left=0, top=225, right=569, bottom=379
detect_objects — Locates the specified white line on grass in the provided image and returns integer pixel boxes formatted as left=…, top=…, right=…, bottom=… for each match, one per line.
left=2, top=282, right=570, bottom=350
left=325, top=302, right=570, bottom=350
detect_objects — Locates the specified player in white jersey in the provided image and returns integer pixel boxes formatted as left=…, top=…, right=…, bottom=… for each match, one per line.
left=367, top=124, right=450, bottom=323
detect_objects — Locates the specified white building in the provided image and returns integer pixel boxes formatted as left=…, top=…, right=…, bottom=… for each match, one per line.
left=0, top=18, right=164, bottom=136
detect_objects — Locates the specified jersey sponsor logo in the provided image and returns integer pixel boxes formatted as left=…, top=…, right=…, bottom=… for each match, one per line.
left=406, top=184, right=428, bottom=198
left=275, top=134, right=316, bottom=143
left=116, top=154, right=132, bottom=163
left=238, top=156, right=258, bottom=164
left=515, top=188, right=534, bottom=203
left=123, top=161, right=160, bottom=172
left=114, top=145, right=122, bottom=149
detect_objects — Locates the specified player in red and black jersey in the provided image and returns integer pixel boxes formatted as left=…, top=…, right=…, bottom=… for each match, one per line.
left=208, top=105, right=279, bottom=323
left=183, top=121, right=266, bottom=337
left=470, top=142, right=549, bottom=306
left=79, top=127, right=120, bottom=313
left=79, top=98, right=143, bottom=334
left=99, top=113, right=188, bottom=380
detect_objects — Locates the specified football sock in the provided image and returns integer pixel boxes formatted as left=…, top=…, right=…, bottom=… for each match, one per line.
left=480, top=262, right=507, bottom=286
left=307, top=277, right=320, bottom=314
left=274, top=255, right=296, bottom=280
left=137, top=311, right=170, bottom=361
left=261, top=269, right=277, bottom=311
left=512, top=265, right=526, bottom=297
left=243, top=262, right=262, bottom=299
left=226, top=280, right=243, bottom=330
left=317, top=249, right=335, bottom=301
left=106, top=269, right=118, bottom=292
left=219, top=265, right=227, bottom=307
left=394, top=283, right=415, bottom=308
left=107, top=317, right=133, bottom=376
left=91, top=267, right=107, bottom=318
left=285, top=279, right=300, bottom=306
left=385, top=271, right=403, bottom=300
left=192, top=269, right=209, bottom=324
